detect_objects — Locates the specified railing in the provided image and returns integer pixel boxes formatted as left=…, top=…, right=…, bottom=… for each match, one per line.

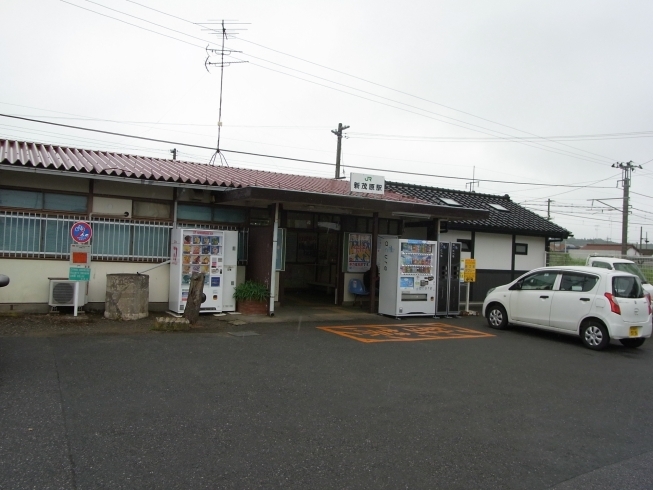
left=0, top=211, right=249, bottom=263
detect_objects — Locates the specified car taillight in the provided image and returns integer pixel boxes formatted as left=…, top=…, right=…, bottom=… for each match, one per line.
left=604, top=292, right=621, bottom=315
left=646, top=293, right=652, bottom=315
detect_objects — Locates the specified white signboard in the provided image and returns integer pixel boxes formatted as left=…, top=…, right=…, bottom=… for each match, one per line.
left=350, top=173, right=385, bottom=194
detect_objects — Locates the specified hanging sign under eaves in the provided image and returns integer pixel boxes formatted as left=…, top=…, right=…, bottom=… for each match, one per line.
left=350, top=173, right=385, bottom=195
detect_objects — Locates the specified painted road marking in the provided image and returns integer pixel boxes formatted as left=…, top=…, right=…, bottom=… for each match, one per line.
left=317, top=323, right=495, bottom=343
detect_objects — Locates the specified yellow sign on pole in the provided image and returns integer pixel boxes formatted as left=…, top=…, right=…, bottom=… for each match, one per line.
left=463, top=258, right=476, bottom=282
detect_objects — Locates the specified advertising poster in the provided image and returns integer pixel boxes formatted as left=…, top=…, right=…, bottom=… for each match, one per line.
left=347, top=233, right=372, bottom=272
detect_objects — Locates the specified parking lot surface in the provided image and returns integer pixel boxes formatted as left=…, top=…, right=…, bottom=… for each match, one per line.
left=2, top=314, right=653, bottom=489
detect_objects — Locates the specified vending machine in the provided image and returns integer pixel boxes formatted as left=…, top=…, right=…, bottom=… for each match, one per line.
left=379, top=238, right=437, bottom=317
left=168, top=228, right=238, bottom=314
left=436, top=241, right=461, bottom=317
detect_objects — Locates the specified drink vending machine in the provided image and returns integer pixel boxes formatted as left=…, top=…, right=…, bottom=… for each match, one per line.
left=379, top=238, right=437, bottom=317
left=436, top=241, right=461, bottom=316
left=168, top=228, right=238, bottom=314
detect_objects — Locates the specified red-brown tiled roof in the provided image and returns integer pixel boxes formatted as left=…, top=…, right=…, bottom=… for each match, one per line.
left=0, top=138, right=424, bottom=204
left=581, top=244, right=636, bottom=250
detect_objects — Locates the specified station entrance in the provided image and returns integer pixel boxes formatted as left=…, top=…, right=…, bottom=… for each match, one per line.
left=278, top=211, right=403, bottom=308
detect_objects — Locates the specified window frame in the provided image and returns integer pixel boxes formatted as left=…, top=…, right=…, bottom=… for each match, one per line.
left=0, top=187, right=89, bottom=214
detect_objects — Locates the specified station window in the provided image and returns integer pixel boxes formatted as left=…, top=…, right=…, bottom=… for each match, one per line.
left=286, top=212, right=313, bottom=229
left=457, top=239, right=472, bottom=252
left=0, top=188, right=87, bottom=213
left=177, top=204, right=247, bottom=224
left=177, top=204, right=212, bottom=222
left=515, top=243, right=528, bottom=255
left=250, top=208, right=271, bottom=226
left=133, top=201, right=171, bottom=219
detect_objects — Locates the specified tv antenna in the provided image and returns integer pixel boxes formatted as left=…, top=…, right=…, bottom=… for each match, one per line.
left=200, top=20, right=249, bottom=166
left=465, top=166, right=479, bottom=193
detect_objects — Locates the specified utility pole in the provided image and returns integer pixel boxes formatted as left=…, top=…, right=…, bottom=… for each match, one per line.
left=547, top=199, right=552, bottom=220
left=331, top=123, right=350, bottom=179
left=170, top=148, right=177, bottom=161
left=612, top=161, right=642, bottom=255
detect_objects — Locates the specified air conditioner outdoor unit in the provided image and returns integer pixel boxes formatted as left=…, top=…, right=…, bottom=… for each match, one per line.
left=48, top=280, right=88, bottom=308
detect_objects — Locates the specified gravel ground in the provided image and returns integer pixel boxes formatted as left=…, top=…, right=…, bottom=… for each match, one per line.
left=0, top=311, right=240, bottom=337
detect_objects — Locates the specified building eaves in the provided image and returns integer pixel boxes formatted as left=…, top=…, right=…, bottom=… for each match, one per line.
left=387, top=181, right=571, bottom=238
left=0, top=139, right=491, bottom=220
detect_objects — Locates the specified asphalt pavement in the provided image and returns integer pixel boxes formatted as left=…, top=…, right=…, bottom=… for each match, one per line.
left=2, top=314, right=653, bottom=489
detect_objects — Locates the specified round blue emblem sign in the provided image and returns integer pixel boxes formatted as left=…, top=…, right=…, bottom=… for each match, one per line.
left=71, top=221, right=93, bottom=244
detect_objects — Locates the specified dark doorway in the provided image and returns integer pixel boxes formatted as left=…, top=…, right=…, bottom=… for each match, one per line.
left=282, top=229, right=340, bottom=305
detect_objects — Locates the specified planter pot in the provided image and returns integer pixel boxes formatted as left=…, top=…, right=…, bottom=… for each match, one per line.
left=236, top=299, right=269, bottom=315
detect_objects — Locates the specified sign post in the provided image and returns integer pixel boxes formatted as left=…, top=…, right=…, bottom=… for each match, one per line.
left=69, top=222, right=93, bottom=316
left=463, top=258, right=476, bottom=313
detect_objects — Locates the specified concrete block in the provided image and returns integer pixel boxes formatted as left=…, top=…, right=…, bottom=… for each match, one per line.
left=104, top=274, right=149, bottom=320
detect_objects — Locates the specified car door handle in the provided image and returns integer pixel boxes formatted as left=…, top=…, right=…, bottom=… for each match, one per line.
left=540, top=295, right=549, bottom=299
left=580, top=298, right=590, bottom=302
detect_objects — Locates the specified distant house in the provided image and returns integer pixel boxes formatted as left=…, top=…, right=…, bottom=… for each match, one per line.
left=579, top=243, right=641, bottom=257
left=550, top=242, right=579, bottom=252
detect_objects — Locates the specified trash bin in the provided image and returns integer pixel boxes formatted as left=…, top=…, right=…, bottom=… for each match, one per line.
left=104, top=274, right=149, bottom=320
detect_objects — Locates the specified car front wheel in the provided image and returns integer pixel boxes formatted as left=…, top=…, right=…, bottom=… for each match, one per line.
left=581, top=321, right=610, bottom=350
left=619, top=338, right=646, bottom=348
left=486, top=304, right=508, bottom=330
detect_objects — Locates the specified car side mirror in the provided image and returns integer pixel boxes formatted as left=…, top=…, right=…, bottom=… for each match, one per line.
left=509, top=281, right=522, bottom=291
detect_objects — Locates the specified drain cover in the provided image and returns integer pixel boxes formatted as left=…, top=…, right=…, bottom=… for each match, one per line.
left=228, top=331, right=260, bottom=337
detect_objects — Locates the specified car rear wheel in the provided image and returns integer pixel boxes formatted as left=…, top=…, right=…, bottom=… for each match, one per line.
left=486, top=304, right=508, bottom=330
left=619, top=338, right=646, bottom=348
left=580, top=321, right=610, bottom=350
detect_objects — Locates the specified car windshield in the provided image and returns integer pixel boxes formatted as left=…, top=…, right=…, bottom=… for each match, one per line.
left=613, top=263, right=648, bottom=283
left=612, top=276, right=644, bottom=298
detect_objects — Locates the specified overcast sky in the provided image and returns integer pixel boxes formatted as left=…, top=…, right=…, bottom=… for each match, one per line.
left=2, top=0, right=652, bottom=243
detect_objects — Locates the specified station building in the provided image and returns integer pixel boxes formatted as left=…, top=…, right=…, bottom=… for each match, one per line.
left=0, top=138, right=569, bottom=313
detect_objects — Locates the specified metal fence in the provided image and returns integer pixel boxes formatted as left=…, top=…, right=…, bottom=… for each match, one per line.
left=0, top=211, right=249, bottom=263
left=546, top=252, right=653, bottom=283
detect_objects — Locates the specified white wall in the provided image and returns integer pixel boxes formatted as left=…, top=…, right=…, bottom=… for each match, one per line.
left=0, top=258, right=170, bottom=305
left=514, top=235, right=546, bottom=270
left=474, top=233, right=513, bottom=270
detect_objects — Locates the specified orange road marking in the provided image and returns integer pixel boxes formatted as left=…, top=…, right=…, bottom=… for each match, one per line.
left=317, top=323, right=494, bottom=343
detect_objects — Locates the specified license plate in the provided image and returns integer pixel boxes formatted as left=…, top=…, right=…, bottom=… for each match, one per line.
left=630, top=327, right=639, bottom=338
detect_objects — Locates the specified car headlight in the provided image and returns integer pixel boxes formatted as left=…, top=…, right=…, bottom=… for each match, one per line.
left=485, top=287, right=496, bottom=297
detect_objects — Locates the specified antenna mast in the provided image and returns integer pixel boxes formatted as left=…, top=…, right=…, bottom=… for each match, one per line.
left=202, top=20, right=248, bottom=166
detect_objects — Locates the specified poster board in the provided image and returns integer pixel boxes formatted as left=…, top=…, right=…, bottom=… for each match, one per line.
left=345, top=233, right=372, bottom=272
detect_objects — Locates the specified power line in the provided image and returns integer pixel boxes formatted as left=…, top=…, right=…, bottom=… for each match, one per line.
left=60, top=0, right=205, bottom=48
left=0, top=114, right=619, bottom=189
left=4, top=105, right=612, bottom=187
left=67, top=0, right=617, bottom=166
left=235, top=58, right=613, bottom=166
left=545, top=211, right=653, bottom=227
left=223, top=54, right=616, bottom=164
left=347, top=131, right=653, bottom=143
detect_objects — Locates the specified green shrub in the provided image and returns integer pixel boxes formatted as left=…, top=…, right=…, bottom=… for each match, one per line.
left=233, top=280, right=270, bottom=302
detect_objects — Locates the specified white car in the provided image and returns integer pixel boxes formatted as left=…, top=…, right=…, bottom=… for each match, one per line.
left=482, top=266, right=652, bottom=350
left=585, top=256, right=653, bottom=296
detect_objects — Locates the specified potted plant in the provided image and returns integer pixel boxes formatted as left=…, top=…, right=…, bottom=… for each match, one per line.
left=233, top=280, right=270, bottom=315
